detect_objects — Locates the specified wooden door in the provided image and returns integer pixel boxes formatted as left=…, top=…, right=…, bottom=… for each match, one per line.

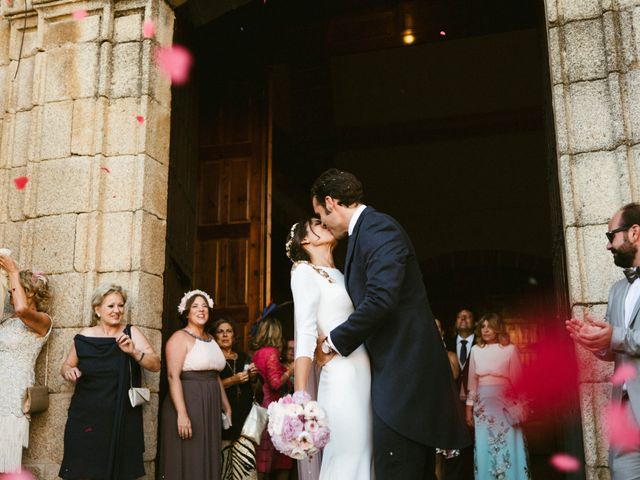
left=195, top=81, right=270, bottom=349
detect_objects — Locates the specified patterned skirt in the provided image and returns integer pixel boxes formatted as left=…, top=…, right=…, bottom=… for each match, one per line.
left=473, top=385, right=530, bottom=480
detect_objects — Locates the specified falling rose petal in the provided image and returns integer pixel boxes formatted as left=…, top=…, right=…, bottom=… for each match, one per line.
left=100, top=166, right=111, bottom=173
left=550, top=453, right=580, bottom=472
left=439, top=30, right=446, bottom=36
left=1, top=472, right=35, bottom=479
left=606, top=403, right=640, bottom=451
left=612, top=364, right=636, bottom=386
left=154, top=45, right=193, bottom=86
left=13, top=176, right=28, bottom=190
left=72, top=9, right=88, bottom=20
left=143, top=20, right=156, bottom=39
left=136, top=115, right=145, bottom=124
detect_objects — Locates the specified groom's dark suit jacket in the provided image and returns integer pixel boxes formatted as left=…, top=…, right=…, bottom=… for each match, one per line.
left=330, top=207, right=471, bottom=448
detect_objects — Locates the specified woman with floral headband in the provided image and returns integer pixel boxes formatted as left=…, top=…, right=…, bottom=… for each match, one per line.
left=159, top=290, right=233, bottom=480
left=0, top=253, right=52, bottom=473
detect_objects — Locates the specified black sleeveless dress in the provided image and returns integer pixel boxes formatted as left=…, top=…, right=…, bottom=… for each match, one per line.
left=59, top=327, right=145, bottom=479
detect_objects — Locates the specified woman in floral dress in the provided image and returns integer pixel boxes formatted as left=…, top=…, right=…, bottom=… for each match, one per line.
left=465, top=313, right=530, bottom=480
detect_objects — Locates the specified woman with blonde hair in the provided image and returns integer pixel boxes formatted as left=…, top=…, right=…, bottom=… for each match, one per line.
left=251, top=315, right=294, bottom=480
left=0, top=254, right=52, bottom=473
left=465, top=313, right=530, bottom=479
left=59, top=283, right=160, bottom=479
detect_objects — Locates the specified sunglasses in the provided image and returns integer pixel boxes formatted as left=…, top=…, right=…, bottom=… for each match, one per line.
left=605, top=225, right=632, bottom=243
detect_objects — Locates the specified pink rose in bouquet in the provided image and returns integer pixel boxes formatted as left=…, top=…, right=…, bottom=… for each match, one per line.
left=267, top=391, right=330, bottom=459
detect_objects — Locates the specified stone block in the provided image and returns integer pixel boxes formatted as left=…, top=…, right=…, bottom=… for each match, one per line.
left=11, top=55, right=35, bottom=111
left=97, top=41, right=112, bottom=98
left=552, top=84, right=569, bottom=154
left=579, top=382, right=611, bottom=470
left=567, top=78, right=620, bottom=153
left=618, top=9, right=636, bottom=71
left=558, top=0, right=602, bottom=22
left=144, top=460, right=155, bottom=480
left=0, top=18, right=9, bottom=66
left=0, top=219, right=23, bottom=253
left=42, top=327, right=83, bottom=394
left=0, top=113, right=12, bottom=169
left=139, top=326, right=161, bottom=392
left=143, top=98, right=170, bottom=165
left=42, top=12, right=101, bottom=48
left=562, top=18, right=607, bottom=83
left=105, top=97, right=140, bottom=155
left=111, top=42, right=142, bottom=98
left=548, top=27, right=563, bottom=85
left=12, top=109, right=32, bottom=167
left=628, top=144, right=640, bottom=199
left=603, top=11, right=621, bottom=78
left=624, top=68, right=640, bottom=144
left=93, top=155, right=139, bottom=212
left=128, top=271, right=164, bottom=329
left=43, top=43, right=99, bottom=102
left=71, top=98, right=100, bottom=156
left=74, top=212, right=98, bottom=273
left=8, top=165, right=29, bottom=221
left=562, top=148, right=630, bottom=226
left=36, top=156, right=93, bottom=215
left=0, top=169, right=9, bottom=223
left=40, top=101, right=72, bottom=160
left=48, top=273, right=89, bottom=328
left=142, top=42, right=172, bottom=108
left=113, top=11, right=143, bottom=43
left=142, top=155, right=168, bottom=218
left=132, top=210, right=166, bottom=275
left=9, top=15, right=37, bottom=61
left=98, top=211, right=135, bottom=271
left=26, top=392, right=73, bottom=464
left=152, top=0, right=175, bottom=48
left=0, top=64, right=8, bottom=115
left=141, top=392, right=159, bottom=462
left=30, top=214, right=77, bottom=273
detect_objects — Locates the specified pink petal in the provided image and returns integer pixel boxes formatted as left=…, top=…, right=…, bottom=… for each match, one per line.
left=143, top=20, right=156, bottom=39
left=612, top=364, right=636, bottom=386
left=136, top=115, right=145, bottom=124
left=550, top=453, right=580, bottom=472
left=1, top=472, right=35, bottom=479
left=100, top=166, right=111, bottom=173
left=154, top=45, right=193, bottom=86
left=72, top=9, right=88, bottom=20
left=13, top=176, right=29, bottom=190
left=6, top=0, right=14, bottom=7
left=606, top=403, right=640, bottom=451
left=439, top=30, right=446, bottom=36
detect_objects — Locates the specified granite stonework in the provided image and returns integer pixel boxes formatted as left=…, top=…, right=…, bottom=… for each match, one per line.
left=547, top=0, right=640, bottom=478
left=0, top=0, right=174, bottom=477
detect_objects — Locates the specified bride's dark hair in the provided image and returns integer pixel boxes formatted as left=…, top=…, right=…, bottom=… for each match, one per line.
left=286, top=219, right=316, bottom=263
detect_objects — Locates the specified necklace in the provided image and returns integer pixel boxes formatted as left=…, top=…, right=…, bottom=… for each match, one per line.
left=182, top=328, right=212, bottom=342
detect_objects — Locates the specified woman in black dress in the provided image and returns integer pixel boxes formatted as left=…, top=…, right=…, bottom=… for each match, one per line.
left=59, top=283, right=161, bottom=479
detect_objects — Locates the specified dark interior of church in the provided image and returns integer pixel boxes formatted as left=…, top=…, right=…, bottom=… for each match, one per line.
left=162, top=0, right=584, bottom=477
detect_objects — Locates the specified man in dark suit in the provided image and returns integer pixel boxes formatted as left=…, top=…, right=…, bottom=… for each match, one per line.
left=445, top=308, right=477, bottom=479
left=311, top=168, right=471, bottom=480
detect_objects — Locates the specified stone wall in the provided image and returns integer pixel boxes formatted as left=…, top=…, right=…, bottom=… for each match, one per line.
left=546, top=0, right=640, bottom=478
left=0, top=0, right=174, bottom=478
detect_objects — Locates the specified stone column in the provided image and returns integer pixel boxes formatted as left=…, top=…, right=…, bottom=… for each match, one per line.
left=0, top=0, right=175, bottom=478
left=546, top=0, right=640, bottom=478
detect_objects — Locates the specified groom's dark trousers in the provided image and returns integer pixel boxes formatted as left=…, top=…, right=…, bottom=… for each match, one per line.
left=329, top=207, right=471, bottom=480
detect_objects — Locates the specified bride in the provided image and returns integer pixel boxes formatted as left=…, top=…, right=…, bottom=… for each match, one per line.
left=287, top=218, right=374, bottom=480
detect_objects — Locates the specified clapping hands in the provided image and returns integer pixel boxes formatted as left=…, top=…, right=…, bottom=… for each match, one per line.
left=566, top=315, right=612, bottom=352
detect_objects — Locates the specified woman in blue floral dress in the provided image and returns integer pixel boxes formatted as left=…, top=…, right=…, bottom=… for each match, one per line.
left=465, top=313, right=530, bottom=480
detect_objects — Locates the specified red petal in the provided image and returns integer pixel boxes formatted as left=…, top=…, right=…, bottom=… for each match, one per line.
left=136, top=115, right=145, bottom=124
left=612, top=364, right=636, bottom=386
left=143, top=20, right=156, bottom=39
left=550, top=453, right=580, bottom=472
left=439, top=30, right=446, bottom=36
left=606, top=403, right=640, bottom=451
left=100, top=166, right=111, bottom=173
left=13, top=176, right=29, bottom=190
left=154, top=45, right=193, bottom=86
left=72, top=9, right=88, bottom=20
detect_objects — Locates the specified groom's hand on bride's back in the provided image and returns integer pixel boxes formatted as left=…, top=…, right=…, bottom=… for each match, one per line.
left=315, top=336, right=336, bottom=367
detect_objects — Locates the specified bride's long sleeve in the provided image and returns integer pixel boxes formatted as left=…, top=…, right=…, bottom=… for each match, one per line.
left=291, top=264, right=320, bottom=360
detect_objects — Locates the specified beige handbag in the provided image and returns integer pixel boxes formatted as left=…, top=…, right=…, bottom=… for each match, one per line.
left=241, top=401, right=268, bottom=444
left=128, top=357, right=150, bottom=407
left=22, top=342, right=50, bottom=414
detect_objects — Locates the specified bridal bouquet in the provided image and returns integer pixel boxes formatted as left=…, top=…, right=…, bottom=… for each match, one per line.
left=267, top=391, right=330, bottom=460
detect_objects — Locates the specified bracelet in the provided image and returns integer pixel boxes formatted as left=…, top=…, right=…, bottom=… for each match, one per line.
left=138, top=351, right=145, bottom=362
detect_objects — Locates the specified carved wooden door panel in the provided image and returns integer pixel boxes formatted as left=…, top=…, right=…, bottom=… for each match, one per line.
left=195, top=82, right=270, bottom=349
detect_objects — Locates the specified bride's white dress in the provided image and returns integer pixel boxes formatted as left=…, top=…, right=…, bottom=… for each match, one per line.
left=291, top=262, right=374, bottom=480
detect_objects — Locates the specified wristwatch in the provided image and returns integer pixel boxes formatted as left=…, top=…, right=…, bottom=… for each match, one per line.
left=321, top=338, right=333, bottom=354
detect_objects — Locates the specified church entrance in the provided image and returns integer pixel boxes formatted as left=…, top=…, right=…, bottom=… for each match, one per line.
left=163, top=0, right=584, bottom=478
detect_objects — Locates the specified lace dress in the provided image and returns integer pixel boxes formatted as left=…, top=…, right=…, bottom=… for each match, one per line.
left=0, top=317, right=51, bottom=472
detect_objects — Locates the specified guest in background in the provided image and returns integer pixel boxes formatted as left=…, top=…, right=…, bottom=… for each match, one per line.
left=284, top=338, right=295, bottom=392
left=251, top=316, right=294, bottom=480
left=0, top=255, right=52, bottom=473
left=466, top=313, right=530, bottom=480
left=445, top=308, right=477, bottom=480
left=159, top=290, right=232, bottom=480
left=59, top=283, right=160, bottom=479
left=436, top=318, right=460, bottom=381
left=214, top=318, right=260, bottom=480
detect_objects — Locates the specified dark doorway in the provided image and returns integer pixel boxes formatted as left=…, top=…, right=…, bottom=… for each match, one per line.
left=165, top=0, right=584, bottom=478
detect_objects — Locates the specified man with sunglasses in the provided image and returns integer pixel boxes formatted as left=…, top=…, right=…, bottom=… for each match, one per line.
left=567, top=203, right=640, bottom=479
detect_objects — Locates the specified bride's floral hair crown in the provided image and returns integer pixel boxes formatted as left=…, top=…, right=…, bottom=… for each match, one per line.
left=177, top=289, right=214, bottom=314
left=285, top=223, right=299, bottom=261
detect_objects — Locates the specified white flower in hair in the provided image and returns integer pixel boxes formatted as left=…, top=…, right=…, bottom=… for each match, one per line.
left=177, top=289, right=214, bottom=314
left=285, top=223, right=299, bottom=262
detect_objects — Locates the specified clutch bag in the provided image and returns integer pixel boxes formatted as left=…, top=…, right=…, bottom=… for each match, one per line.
left=128, top=387, right=151, bottom=407
left=22, top=385, right=49, bottom=414
left=241, top=401, right=268, bottom=444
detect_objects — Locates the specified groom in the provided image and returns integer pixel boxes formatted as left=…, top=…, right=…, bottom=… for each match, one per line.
left=311, top=169, right=470, bottom=479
